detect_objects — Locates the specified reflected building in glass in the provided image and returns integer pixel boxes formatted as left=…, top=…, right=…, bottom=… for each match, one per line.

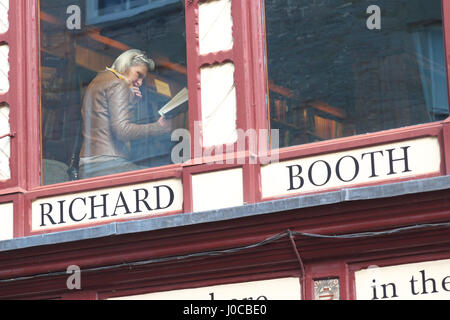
left=265, top=0, right=448, bottom=148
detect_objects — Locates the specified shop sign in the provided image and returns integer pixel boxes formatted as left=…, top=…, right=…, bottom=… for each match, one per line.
left=355, top=258, right=450, bottom=300
left=261, top=137, right=441, bottom=199
left=31, top=178, right=183, bottom=231
left=110, top=277, right=301, bottom=300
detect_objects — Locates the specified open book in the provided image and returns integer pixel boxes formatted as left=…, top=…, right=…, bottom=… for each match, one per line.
left=158, top=87, right=188, bottom=119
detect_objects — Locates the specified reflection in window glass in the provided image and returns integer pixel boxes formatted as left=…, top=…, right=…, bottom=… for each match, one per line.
left=98, top=0, right=125, bottom=15
left=40, top=0, right=188, bottom=185
left=265, top=0, right=448, bottom=148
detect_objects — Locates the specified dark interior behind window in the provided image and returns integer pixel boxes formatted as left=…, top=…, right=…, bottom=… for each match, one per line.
left=265, top=0, right=448, bottom=148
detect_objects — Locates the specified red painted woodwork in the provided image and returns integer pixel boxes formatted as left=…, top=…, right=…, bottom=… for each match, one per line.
left=0, top=193, right=24, bottom=238
left=1, top=187, right=450, bottom=299
left=3, top=0, right=448, bottom=236
left=0, top=0, right=26, bottom=191
left=0, top=0, right=450, bottom=300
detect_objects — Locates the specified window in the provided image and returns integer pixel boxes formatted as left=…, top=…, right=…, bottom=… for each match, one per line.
left=39, top=0, right=188, bottom=185
left=264, top=0, right=449, bottom=149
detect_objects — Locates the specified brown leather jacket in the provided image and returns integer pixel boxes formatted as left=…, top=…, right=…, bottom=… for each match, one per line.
left=80, top=70, right=166, bottom=160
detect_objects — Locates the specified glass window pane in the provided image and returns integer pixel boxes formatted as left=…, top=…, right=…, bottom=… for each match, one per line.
left=265, top=0, right=448, bottom=149
left=40, top=0, right=188, bottom=185
left=98, top=0, right=125, bottom=15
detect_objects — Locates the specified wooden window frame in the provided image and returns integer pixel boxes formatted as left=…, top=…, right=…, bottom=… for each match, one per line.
left=1, top=0, right=450, bottom=236
left=257, top=0, right=450, bottom=199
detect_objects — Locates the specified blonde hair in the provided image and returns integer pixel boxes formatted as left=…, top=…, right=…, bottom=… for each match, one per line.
left=111, top=49, right=155, bottom=74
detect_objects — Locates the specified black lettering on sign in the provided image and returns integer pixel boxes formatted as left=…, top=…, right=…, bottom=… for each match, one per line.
left=40, top=203, right=55, bottom=227
left=361, top=150, right=384, bottom=178
left=155, top=185, right=175, bottom=210
left=89, top=194, right=108, bottom=220
left=336, top=155, right=359, bottom=182
left=37, top=184, right=177, bottom=228
left=57, top=200, right=66, bottom=225
left=69, top=197, right=87, bottom=222
left=112, top=192, right=132, bottom=216
left=134, top=188, right=153, bottom=213
left=308, top=160, right=331, bottom=187
left=285, top=145, right=415, bottom=192
left=387, top=146, right=411, bottom=175
left=287, top=165, right=304, bottom=191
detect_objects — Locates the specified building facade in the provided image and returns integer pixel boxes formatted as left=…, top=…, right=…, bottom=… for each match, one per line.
left=0, top=0, right=450, bottom=300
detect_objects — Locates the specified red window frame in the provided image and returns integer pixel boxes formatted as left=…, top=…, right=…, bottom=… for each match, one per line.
left=0, top=1, right=28, bottom=192
left=0, top=0, right=265, bottom=236
left=1, top=0, right=450, bottom=236
left=257, top=0, right=450, bottom=200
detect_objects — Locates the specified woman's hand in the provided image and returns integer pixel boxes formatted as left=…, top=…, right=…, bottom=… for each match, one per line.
left=158, top=116, right=172, bottom=133
left=131, top=86, right=142, bottom=99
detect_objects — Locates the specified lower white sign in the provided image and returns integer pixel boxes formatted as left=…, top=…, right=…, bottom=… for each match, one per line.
left=355, top=258, right=450, bottom=300
left=31, top=178, right=183, bottom=231
left=110, top=277, right=301, bottom=300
